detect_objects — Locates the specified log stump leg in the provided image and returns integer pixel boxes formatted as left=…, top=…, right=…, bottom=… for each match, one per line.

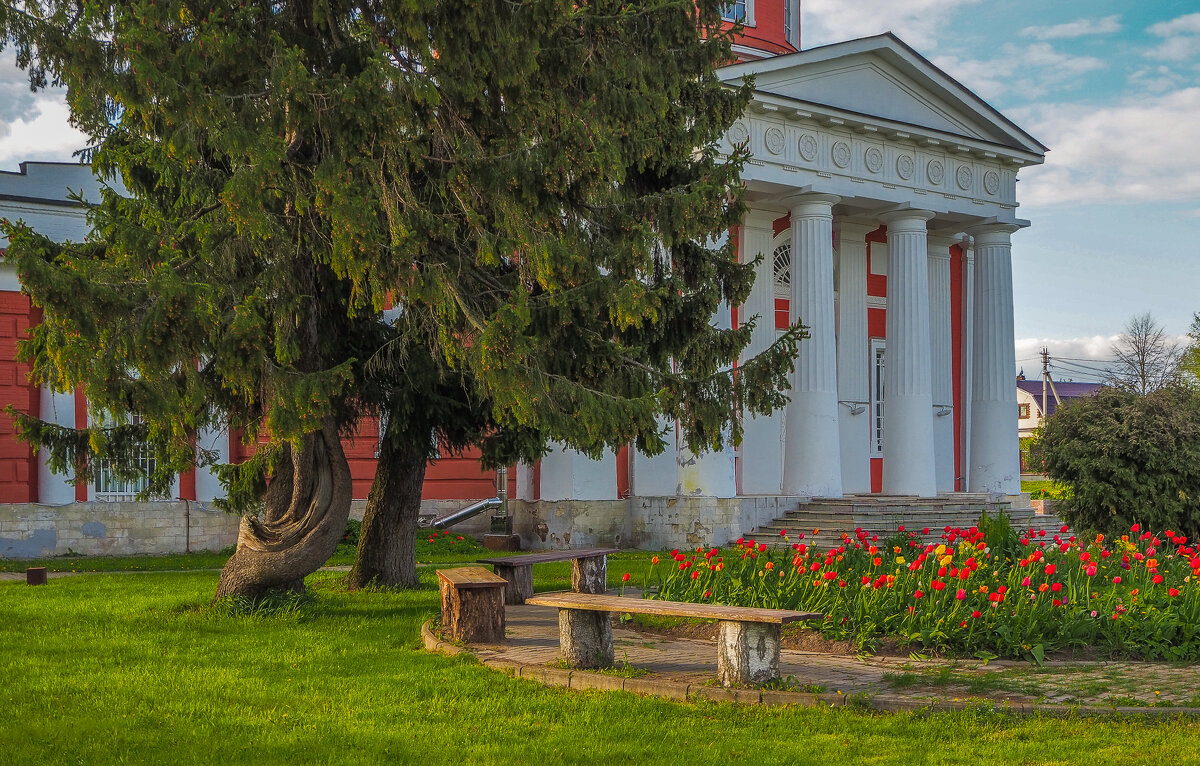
left=438, top=580, right=506, bottom=643
left=557, top=608, right=614, bottom=669
left=494, top=564, right=534, bottom=605
left=716, top=621, right=780, bottom=686
left=571, top=555, right=607, bottom=594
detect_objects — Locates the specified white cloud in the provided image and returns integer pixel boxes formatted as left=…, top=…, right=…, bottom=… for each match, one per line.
left=932, top=44, right=1103, bottom=101
left=1016, top=336, right=1117, bottom=364
left=1128, top=65, right=1187, bottom=94
left=0, top=96, right=87, bottom=171
left=1021, top=15, right=1121, bottom=41
left=1145, top=13, right=1200, bottom=61
left=1013, top=87, right=1200, bottom=207
left=800, top=0, right=980, bottom=50
left=1147, top=13, right=1200, bottom=37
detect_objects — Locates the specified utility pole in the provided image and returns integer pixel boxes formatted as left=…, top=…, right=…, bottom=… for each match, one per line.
left=1041, top=347, right=1049, bottom=423
left=1039, top=346, right=1062, bottom=424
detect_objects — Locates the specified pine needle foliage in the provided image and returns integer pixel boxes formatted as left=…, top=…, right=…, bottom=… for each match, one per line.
left=0, top=0, right=800, bottom=504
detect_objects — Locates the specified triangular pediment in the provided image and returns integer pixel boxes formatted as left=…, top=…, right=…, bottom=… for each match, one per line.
left=719, top=34, right=1046, bottom=157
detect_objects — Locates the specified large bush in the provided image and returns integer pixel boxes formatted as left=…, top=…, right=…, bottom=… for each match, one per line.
left=1030, top=386, right=1200, bottom=538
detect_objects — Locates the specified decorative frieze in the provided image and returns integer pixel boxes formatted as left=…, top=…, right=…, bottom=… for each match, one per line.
left=721, top=115, right=1020, bottom=210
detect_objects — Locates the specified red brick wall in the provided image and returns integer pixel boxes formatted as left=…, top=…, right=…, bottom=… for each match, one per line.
left=0, top=291, right=39, bottom=502
left=230, top=419, right=509, bottom=502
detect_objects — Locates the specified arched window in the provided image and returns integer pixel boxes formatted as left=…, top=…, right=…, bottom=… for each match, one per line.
left=772, top=241, right=790, bottom=299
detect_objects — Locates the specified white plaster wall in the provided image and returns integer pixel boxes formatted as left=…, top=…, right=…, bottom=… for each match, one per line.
left=538, top=444, right=617, bottom=501
left=194, top=425, right=231, bottom=503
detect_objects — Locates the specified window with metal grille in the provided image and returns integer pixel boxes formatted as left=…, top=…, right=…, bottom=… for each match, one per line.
left=93, top=414, right=159, bottom=502
left=773, top=241, right=791, bottom=299
left=870, top=340, right=886, bottom=455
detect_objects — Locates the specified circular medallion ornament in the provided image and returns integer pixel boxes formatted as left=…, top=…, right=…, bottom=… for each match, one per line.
left=798, top=133, right=818, bottom=162
left=728, top=122, right=749, bottom=146
left=956, top=165, right=973, bottom=191
left=764, top=126, right=785, bottom=155
left=983, top=170, right=1000, bottom=195
left=927, top=159, right=945, bottom=185
left=896, top=153, right=915, bottom=180
left=864, top=146, right=884, bottom=174
left=831, top=140, right=852, bottom=168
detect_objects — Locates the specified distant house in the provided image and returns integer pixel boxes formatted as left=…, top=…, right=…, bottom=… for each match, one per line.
left=1016, top=376, right=1102, bottom=447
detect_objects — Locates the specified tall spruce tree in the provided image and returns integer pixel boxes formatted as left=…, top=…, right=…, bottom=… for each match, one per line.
left=0, top=0, right=799, bottom=599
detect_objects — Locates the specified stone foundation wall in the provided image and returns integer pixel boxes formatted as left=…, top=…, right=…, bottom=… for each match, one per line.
left=0, top=501, right=241, bottom=558
left=508, top=496, right=809, bottom=551
left=1, top=494, right=806, bottom=558
left=0, top=497, right=494, bottom=558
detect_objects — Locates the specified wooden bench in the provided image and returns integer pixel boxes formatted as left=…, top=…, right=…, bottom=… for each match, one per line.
left=436, top=567, right=507, bottom=643
left=478, top=548, right=619, bottom=605
left=526, top=592, right=821, bottom=686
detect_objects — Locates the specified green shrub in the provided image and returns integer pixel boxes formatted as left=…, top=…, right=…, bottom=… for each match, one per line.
left=341, top=518, right=363, bottom=547
left=1030, top=385, right=1200, bottom=539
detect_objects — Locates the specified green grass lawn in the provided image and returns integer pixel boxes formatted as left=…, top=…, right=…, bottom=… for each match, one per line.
left=3, top=565, right=1199, bottom=765
left=0, top=531, right=543, bottom=573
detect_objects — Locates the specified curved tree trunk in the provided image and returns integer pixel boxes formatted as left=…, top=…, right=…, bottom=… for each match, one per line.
left=345, top=429, right=428, bottom=590
left=214, top=418, right=353, bottom=601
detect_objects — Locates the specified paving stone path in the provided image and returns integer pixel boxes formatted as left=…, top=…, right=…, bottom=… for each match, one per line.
left=465, top=601, right=1200, bottom=711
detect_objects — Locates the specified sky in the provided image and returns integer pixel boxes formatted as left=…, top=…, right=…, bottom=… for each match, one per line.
left=1, top=2, right=1198, bottom=383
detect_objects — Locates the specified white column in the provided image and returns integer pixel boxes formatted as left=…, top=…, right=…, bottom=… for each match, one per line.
left=879, top=209, right=937, bottom=497
left=194, top=423, right=231, bottom=502
left=539, top=444, right=618, bottom=501
left=835, top=220, right=873, bottom=494
left=738, top=209, right=784, bottom=494
left=928, top=234, right=956, bottom=494
left=967, top=223, right=1021, bottom=495
left=678, top=301, right=737, bottom=497
left=782, top=193, right=842, bottom=498
left=959, top=239, right=975, bottom=491
left=37, top=386, right=76, bottom=504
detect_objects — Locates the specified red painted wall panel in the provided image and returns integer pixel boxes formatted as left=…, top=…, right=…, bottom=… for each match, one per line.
left=950, top=244, right=965, bottom=491
left=724, top=2, right=799, bottom=58
left=0, top=291, right=39, bottom=502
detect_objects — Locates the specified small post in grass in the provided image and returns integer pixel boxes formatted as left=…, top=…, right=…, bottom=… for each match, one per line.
left=26, top=567, right=48, bottom=586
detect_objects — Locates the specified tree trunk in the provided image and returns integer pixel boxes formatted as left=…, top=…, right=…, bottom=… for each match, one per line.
left=214, top=418, right=353, bottom=601
left=345, top=429, right=427, bottom=589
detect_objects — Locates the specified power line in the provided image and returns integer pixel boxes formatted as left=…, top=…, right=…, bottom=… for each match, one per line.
left=1050, top=359, right=1112, bottom=372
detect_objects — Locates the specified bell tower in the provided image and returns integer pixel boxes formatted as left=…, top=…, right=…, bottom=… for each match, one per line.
left=722, top=1, right=801, bottom=61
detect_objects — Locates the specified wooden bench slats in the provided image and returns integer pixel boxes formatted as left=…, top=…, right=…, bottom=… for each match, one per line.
left=525, top=592, right=822, bottom=624
left=436, top=566, right=507, bottom=589
left=477, top=548, right=619, bottom=567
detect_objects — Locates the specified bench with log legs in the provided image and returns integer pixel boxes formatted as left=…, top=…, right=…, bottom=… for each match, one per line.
left=478, top=548, right=619, bottom=605
left=525, top=592, right=822, bottom=686
left=436, top=566, right=508, bottom=643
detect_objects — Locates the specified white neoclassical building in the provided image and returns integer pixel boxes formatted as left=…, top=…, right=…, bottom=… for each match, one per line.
left=514, top=31, right=1047, bottom=548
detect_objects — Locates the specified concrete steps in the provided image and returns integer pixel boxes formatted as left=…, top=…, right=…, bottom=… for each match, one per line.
left=746, top=494, right=1069, bottom=550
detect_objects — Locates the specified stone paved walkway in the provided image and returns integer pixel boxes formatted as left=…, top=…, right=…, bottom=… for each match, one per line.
left=462, top=600, right=1200, bottom=712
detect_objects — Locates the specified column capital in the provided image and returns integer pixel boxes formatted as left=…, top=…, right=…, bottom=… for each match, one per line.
left=782, top=193, right=841, bottom=218
left=743, top=207, right=780, bottom=230
left=927, top=232, right=958, bottom=257
left=966, top=221, right=1022, bottom=245
left=834, top=218, right=877, bottom=242
left=878, top=207, right=936, bottom=230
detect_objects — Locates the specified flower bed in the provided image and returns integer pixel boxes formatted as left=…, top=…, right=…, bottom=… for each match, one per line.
left=635, top=519, right=1200, bottom=661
